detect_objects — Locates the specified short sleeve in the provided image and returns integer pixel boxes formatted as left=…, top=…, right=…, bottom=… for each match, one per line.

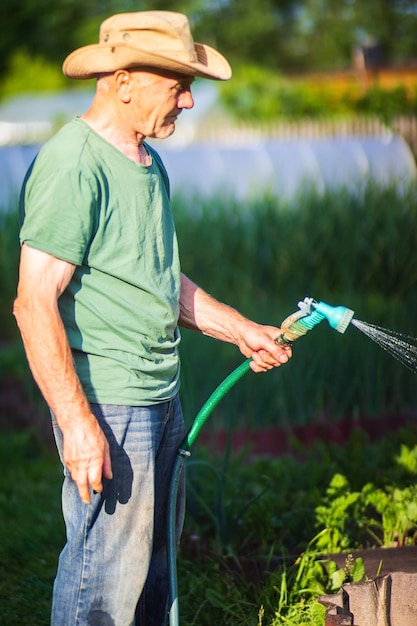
left=19, top=158, right=97, bottom=265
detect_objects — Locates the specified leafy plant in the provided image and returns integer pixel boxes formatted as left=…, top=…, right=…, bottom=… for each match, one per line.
left=315, top=474, right=363, bottom=553
left=264, top=535, right=364, bottom=625
left=365, top=485, right=417, bottom=547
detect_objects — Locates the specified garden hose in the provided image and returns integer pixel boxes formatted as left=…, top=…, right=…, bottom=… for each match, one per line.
left=167, top=297, right=354, bottom=626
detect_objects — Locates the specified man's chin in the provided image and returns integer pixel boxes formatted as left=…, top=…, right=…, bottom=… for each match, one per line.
left=152, top=122, right=176, bottom=140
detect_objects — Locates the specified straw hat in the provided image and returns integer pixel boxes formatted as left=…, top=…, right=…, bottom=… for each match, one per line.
left=63, top=11, right=232, bottom=81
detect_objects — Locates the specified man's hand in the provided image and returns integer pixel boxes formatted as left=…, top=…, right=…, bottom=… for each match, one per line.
left=61, top=416, right=113, bottom=504
left=235, top=321, right=292, bottom=373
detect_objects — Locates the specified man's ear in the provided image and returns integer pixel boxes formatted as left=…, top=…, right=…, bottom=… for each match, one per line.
left=115, top=70, right=133, bottom=103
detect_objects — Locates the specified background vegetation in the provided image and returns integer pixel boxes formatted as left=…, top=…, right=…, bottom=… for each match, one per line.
left=2, top=0, right=417, bottom=79
left=2, top=184, right=417, bottom=623
left=3, top=423, right=417, bottom=625
left=3, top=0, right=417, bottom=124
left=219, top=65, right=417, bottom=122
left=3, top=182, right=417, bottom=436
left=173, top=183, right=417, bottom=430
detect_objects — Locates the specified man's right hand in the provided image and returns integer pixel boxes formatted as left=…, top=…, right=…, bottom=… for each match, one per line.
left=61, top=416, right=113, bottom=504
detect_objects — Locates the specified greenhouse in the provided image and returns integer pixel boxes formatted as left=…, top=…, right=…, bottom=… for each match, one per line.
left=1, top=132, right=416, bottom=210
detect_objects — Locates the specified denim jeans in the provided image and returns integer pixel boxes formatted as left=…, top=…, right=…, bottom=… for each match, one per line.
left=51, top=396, right=186, bottom=626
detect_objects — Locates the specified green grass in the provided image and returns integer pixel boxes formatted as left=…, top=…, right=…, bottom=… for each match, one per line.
left=0, top=431, right=63, bottom=625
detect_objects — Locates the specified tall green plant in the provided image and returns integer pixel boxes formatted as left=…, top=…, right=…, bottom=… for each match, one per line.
left=174, top=182, right=417, bottom=428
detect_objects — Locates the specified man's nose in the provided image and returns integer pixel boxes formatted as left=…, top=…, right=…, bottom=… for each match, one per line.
left=179, top=90, right=194, bottom=109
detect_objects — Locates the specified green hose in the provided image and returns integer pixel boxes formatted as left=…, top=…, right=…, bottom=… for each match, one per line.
left=184, top=359, right=253, bottom=450
left=167, top=358, right=252, bottom=626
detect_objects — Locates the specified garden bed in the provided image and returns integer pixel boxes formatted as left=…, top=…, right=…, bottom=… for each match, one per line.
left=198, top=412, right=417, bottom=458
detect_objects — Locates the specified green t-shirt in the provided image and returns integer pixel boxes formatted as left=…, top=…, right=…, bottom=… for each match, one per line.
left=19, top=117, right=181, bottom=405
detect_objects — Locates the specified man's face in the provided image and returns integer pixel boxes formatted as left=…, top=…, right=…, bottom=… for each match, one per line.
left=128, top=69, right=195, bottom=140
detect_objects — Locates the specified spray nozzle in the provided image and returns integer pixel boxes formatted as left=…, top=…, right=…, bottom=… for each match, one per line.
left=279, top=297, right=354, bottom=344
left=311, top=300, right=354, bottom=334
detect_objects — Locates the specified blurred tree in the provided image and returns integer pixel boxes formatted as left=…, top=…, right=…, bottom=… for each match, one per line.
left=352, top=0, right=417, bottom=63
left=0, top=0, right=208, bottom=77
left=191, top=0, right=301, bottom=70
left=280, top=0, right=417, bottom=71
left=1, top=0, right=417, bottom=79
left=193, top=0, right=417, bottom=72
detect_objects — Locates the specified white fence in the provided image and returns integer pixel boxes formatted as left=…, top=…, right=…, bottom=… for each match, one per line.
left=191, top=116, right=417, bottom=156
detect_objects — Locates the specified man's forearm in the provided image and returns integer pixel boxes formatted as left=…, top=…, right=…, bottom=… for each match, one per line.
left=178, top=273, right=292, bottom=372
left=178, top=273, right=247, bottom=345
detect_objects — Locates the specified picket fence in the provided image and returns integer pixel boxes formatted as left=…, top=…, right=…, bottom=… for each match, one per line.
left=193, top=115, right=417, bottom=157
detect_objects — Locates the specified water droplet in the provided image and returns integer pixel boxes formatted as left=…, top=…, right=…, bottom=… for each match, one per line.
left=351, top=319, right=417, bottom=375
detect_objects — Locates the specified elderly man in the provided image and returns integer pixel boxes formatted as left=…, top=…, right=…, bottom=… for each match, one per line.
left=13, top=11, right=291, bottom=626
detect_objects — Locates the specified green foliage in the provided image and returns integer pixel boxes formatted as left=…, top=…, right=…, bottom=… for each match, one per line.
left=178, top=426, right=417, bottom=622
left=174, top=182, right=417, bottom=428
left=264, top=539, right=364, bottom=625
left=218, top=65, right=417, bottom=122
left=366, top=485, right=417, bottom=547
left=219, top=65, right=333, bottom=121
left=315, top=474, right=362, bottom=552
left=313, top=451, right=417, bottom=552
left=184, top=426, right=417, bottom=558
left=0, top=0, right=116, bottom=77
left=354, top=84, right=417, bottom=122
left=3, top=0, right=417, bottom=88
left=0, top=49, right=72, bottom=98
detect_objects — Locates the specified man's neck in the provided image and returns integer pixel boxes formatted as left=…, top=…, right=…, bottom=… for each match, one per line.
left=80, top=111, right=149, bottom=165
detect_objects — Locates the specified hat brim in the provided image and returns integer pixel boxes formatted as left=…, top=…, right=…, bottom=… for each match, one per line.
left=63, top=42, right=232, bottom=81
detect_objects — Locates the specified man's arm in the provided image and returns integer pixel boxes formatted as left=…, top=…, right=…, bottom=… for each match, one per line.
left=179, top=274, right=291, bottom=373
left=13, top=244, right=112, bottom=503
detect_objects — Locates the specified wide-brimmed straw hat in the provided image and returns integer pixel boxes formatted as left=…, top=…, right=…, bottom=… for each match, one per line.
left=63, top=11, right=232, bottom=81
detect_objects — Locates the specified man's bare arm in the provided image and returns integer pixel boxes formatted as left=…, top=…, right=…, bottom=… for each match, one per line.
left=13, top=244, right=112, bottom=503
left=179, top=273, right=291, bottom=373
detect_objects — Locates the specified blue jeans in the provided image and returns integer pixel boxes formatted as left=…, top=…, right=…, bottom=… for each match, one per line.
left=51, top=396, right=186, bottom=626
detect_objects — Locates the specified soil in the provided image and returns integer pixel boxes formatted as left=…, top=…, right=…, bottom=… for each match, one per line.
left=198, top=412, right=417, bottom=458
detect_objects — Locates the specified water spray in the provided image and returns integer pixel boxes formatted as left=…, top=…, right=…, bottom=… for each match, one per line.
left=281, top=299, right=417, bottom=376
left=167, top=296, right=355, bottom=626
